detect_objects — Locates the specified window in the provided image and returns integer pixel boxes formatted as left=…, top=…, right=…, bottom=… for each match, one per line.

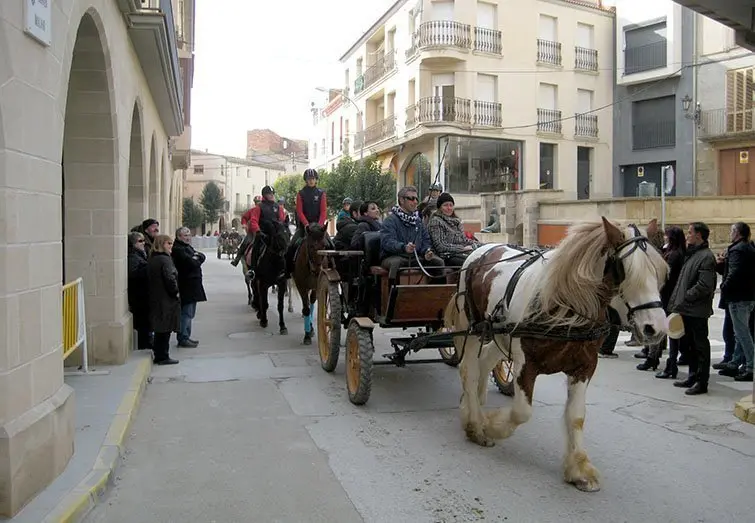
left=632, top=96, right=675, bottom=150
left=235, top=193, right=240, bottom=206
left=439, top=136, right=522, bottom=194
left=539, top=14, right=557, bottom=41
left=476, top=74, right=497, bottom=102
left=246, top=194, right=251, bottom=207
left=403, top=153, right=432, bottom=196
left=539, top=143, right=556, bottom=189
left=577, top=89, right=593, bottom=113
left=624, top=22, right=667, bottom=74
left=247, top=168, right=250, bottom=178
left=331, top=122, right=335, bottom=155
left=726, top=67, right=755, bottom=132
left=430, top=0, right=454, bottom=20
left=538, top=83, right=557, bottom=110
left=193, top=164, right=204, bottom=174
left=576, top=23, right=594, bottom=49
left=476, top=2, right=496, bottom=29
left=339, top=117, right=343, bottom=152
left=265, top=170, right=269, bottom=185
left=314, top=143, right=318, bottom=158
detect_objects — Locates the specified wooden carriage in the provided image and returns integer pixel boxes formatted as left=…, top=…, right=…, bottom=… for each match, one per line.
left=316, top=232, right=513, bottom=405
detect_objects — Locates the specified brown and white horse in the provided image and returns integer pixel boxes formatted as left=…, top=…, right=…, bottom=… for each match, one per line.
left=444, top=218, right=668, bottom=492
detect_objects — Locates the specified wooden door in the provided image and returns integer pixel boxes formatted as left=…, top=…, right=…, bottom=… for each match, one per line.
left=719, top=147, right=755, bottom=195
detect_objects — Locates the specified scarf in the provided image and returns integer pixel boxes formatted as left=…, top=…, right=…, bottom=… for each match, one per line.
left=391, top=205, right=420, bottom=227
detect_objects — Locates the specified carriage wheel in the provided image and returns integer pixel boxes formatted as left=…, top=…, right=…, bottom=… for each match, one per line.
left=492, top=360, right=515, bottom=397
left=316, top=274, right=341, bottom=372
left=346, top=320, right=374, bottom=405
left=436, top=326, right=460, bottom=367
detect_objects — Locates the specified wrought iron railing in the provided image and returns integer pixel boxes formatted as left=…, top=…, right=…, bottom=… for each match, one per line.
left=537, top=39, right=562, bottom=66
left=474, top=27, right=502, bottom=54
left=632, top=120, right=675, bottom=150
left=624, top=40, right=667, bottom=75
left=537, top=108, right=562, bottom=134
left=474, top=101, right=502, bottom=127
left=407, top=97, right=472, bottom=125
left=574, top=113, right=598, bottom=137
left=575, top=46, right=598, bottom=72
left=354, top=51, right=396, bottom=95
left=358, top=116, right=397, bottom=146
left=406, top=21, right=472, bottom=59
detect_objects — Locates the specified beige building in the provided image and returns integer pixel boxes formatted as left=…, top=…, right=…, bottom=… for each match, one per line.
left=185, top=150, right=287, bottom=230
left=310, top=0, right=615, bottom=220
left=0, top=0, right=191, bottom=516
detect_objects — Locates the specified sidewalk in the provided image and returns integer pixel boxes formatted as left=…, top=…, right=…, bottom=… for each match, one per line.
left=5, top=352, right=152, bottom=523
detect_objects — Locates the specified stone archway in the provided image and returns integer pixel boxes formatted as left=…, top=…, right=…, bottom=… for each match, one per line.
left=148, top=134, right=160, bottom=221
left=62, top=11, right=125, bottom=364
left=403, top=153, right=432, bottom=196
left=127, top=102, right=146, bottom=229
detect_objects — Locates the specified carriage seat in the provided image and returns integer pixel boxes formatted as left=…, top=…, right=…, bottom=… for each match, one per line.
left=362, top=231, right=432, bottom=281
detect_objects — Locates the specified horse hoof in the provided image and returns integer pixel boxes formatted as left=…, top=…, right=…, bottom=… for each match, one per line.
left=571, top=479, right=601, bottom=493
left=280, top=328, right=288, bottom=335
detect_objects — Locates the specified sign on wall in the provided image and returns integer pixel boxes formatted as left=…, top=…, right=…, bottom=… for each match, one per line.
left=23, top=0, right=52, bottom=47
left=740, top=151, right=749, bottom=164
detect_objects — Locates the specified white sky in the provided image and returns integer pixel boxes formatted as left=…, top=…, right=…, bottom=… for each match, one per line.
left=191, top=0, right=397, bottom=158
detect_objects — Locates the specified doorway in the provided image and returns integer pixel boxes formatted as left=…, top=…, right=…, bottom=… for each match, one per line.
left=577, top=146, right=591, bottom=200
left=432, top=73, right=455, bottom=122
left=719, top=147, right=755, bottom=195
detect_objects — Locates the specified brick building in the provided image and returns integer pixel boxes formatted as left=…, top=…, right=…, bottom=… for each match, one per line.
left=246, top=129, right=308, bottom=160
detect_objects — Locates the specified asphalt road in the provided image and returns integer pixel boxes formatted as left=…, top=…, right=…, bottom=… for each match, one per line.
left=85, top=253, right=755, bottom=523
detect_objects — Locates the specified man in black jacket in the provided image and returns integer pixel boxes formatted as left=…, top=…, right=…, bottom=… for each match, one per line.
left=172, top=227, right=207, bottom=348
left=716, top=222, right=755, bottom=382
left=668, top=222, right=717, bottom=395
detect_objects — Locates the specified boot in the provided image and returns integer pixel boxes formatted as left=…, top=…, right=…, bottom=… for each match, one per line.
left=636, top=357, right=659, bottom=371
left=230, top=248, right=244, bottom=267
left=634, top=347, right=649, bottom=359
left=685, top=382, right=708, bottom=395
left=655, top=359, right=678, bottom=379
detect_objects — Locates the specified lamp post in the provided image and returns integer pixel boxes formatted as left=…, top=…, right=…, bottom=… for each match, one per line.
left=315, top=86, right=364, bottom=161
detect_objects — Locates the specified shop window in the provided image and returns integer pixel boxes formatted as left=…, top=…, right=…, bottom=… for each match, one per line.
left=439, top=136, right=522, bottom=194
left=539, top=143, right=556, bottom=189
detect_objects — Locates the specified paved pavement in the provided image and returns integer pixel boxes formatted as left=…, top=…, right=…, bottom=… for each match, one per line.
left=84, top=254, right=755, bottom=523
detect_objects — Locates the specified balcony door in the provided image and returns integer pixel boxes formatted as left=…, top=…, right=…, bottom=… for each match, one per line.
left=430, top=1, right=454, bottom=21
left=432, top=73, right=455, bottom=122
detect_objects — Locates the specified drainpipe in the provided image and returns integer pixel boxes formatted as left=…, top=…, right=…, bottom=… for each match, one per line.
left=691, top=13, right=698, bottom=196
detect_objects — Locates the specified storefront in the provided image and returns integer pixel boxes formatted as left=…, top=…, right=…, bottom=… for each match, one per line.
left=438, top=135, right=523, bottom=194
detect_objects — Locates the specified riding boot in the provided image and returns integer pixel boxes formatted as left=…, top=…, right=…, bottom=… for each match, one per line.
left=231, top=237, right=249, bottom=267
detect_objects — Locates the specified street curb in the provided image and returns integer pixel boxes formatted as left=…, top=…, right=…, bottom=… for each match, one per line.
left=734, top=395, right=755, bottom=425
left=42, top=357, right=153, bottom=523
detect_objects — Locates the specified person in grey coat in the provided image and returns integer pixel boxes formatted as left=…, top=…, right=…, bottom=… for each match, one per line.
left=668, top=222, right=717, bottom=395
left=147, top=234, right=181, bottom=365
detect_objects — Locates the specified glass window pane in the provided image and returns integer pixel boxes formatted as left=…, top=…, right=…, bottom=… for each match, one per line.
left=440, top=135, right=522, bottom=194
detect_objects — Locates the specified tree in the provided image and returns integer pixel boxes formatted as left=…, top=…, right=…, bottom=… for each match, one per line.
left=182, top=197, right=204, bottom=230
left=319, top=155, right=396, bottom=215
left=199, top=181, right=226, bottom=225
left=273, top=173, right=301, bottom=213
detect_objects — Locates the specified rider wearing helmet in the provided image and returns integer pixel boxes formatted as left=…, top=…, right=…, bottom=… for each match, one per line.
left=336, top=197, right=353, bottom=221
left=285, top=168, right=328, bottom=275
left=231, top=193, right=272, bottom=267
left=240, top=185, right=287, bottom=278
left=419, top=182, right=443, bottom=223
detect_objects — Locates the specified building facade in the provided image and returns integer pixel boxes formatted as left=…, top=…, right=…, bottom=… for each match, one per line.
left=310, top=0, right=615, bottom=218
left=0, top=0, right=185, bottom=515
left=185, top=150, right=287, bottom=230
left=612, top=0, right=696, bottom=198
left=696, top=14, right=755, bottom=196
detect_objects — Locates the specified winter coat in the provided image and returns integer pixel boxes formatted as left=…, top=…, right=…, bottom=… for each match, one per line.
left=380, top=212, right=432, bottom=260
left=147, top=252, right=181, bottom=333
left=127, top=247, right=150, bottom=330
left=717, top=239, right=755, bottom=306
left=350, top=217, right=382, bottom=250
left=334, top=216, right=359, bottom=250
left=660, top=247, right=684, bottom=312
left=669, top=242, right=717, bottom=318
left=171, top=240, right=208, bottom=305
left=427, top=212, right=481, bottom=257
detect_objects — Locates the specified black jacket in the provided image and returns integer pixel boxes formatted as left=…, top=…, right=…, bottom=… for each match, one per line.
left=669, top=242, right=717, bottom=318
left=171, top=240, right=208, bottom=304
left=147, top=252, right=181, bottom=333
left=718, top=239, right=755, bottom=305
left=660, top=247, right=684, bottom=311
left=350, top=217, right=382, bottom=250
left=127, top=248, right=150, bottom=330
left=334, top=216, right=359, bottom=250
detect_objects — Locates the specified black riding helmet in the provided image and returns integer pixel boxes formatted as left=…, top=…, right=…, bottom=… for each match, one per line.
left=303, top=168, right=319, bottom=181
left=262, top=185, right=275, bottom=196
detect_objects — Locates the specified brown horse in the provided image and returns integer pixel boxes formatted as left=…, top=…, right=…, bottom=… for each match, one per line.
left=443, top=218, right=668, bottom=492
left=292, top=223, right=328, bottom=345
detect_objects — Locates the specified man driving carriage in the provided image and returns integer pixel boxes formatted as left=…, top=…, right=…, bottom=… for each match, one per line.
left=231, top=197, right=263, bottom=267
left=237, top=186, right=287, bottom=279
left=284, top=168, right=329, bottom=276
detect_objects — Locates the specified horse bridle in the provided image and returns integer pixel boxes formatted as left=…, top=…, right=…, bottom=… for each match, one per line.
left=608, top=225, right=664, bottom=324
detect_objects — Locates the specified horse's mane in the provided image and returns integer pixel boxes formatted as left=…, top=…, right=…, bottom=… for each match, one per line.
left=522, top=221, right=668, bottom=330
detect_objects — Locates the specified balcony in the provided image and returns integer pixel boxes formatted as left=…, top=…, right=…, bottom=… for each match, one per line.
left=118, top=0, right=184, bottom=136
left=474, top=27, right=502, bottom=54
left=474, top=101, right=502, bottom=127
left=699, top=107, right=755, bottom=141
left=574, top=113, right=598, bottom=138
left=354, top=52, right=396, bottom=96
left=356, top=116, right=397, bottom=147
left=405, top=21, right=472, bottom=60
left=537, top=39, right=562, bottom=66
left=537, top=108, right=563, bottom=134
left=624, top=40, right=667, bottom=75
left=575, top=47, right=598, bottom=72
left=406, top=97, right=472, bottom=128
left=632, top=120, right=675, bottom=150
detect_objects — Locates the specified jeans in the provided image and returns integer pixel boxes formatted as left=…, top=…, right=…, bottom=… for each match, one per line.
left=729, top=301, right=755, bottom=372
left=179, top=301, right=197, bottom=343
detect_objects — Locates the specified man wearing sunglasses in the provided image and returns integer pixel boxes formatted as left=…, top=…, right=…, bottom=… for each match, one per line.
left=380, top=185, right=445, bottom=281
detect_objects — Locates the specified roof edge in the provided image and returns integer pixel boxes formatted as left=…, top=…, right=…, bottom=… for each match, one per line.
left=339, top=0, right=410, bottom=63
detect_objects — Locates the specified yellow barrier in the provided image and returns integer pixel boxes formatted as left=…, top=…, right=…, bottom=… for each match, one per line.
left=61, top=277, right=89, bottom=372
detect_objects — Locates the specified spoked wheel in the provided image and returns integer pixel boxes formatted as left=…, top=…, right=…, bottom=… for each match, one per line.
left=436, top=326, right=460, bottom=367
left=492, top=359, right=515, bottom=397
left=316, top=273, right=341, bottom=372
left=345, top=320, right=374, bottom=405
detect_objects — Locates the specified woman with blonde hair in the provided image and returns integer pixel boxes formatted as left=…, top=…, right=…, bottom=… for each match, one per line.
left=147, top=234, right=181, bottom=365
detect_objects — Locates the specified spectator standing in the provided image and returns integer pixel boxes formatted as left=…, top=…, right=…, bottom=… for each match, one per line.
left=147, top=234, right=180, bottom=365
left=172, top=227, right=207, bottom=348
left=127, top=232, right=152, bottom=351
left=668, top=222, right=717, bottom=395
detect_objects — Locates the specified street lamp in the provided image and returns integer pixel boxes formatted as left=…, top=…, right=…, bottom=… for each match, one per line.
left=681, top=94, right=701, bottom=125
left=315, top=86, right=364, bottom=160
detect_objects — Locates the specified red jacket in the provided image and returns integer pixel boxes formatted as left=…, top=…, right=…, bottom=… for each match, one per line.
left=244, top=204, right=287, bottom=234
left=296, top=190, right=328, bottom=227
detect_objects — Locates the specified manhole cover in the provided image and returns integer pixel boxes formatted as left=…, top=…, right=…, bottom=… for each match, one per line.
left=228, top=331, right=275, bottom=339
